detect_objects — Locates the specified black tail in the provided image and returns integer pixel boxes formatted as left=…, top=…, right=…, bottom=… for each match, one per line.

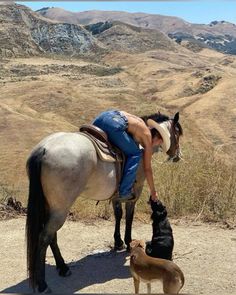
left=26, top=148, right=46, bottom=289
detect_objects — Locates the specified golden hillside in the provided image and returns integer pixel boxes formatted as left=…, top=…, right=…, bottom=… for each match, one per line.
left=0, top=47, right=235, bottom=198
left=0, top=5, right=235, bottom=222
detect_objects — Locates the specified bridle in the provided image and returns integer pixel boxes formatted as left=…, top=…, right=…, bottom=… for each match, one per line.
left=167, top=119, right=182, bottom=162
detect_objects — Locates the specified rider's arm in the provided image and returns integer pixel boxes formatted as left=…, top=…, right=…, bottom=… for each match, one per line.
left=142, top=133, right=158, bottom=201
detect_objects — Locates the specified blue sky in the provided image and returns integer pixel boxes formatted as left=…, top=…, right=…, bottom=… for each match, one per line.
left=18, top=1, right=236, bottom=25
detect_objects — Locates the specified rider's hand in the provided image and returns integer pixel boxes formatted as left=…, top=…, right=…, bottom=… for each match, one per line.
left=150, top=191, right=158, bottom=202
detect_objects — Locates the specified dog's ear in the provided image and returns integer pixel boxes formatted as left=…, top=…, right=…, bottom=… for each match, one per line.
left=130, top=240, right=137, bottom=249
left=150, top=198, right=166, bottom=212
left=130, top=239, right=145, bottom=249
left=139, top=240, right=145, bottom=249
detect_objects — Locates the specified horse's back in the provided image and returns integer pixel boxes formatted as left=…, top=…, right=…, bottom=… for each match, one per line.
left=28, top=132, right=116, bottom=210
left=31, top=132, right=96, bottom=159
left=29, top=132, right=96, bottom=210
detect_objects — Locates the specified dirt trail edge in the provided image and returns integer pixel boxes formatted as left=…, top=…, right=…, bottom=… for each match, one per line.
left=0, top=218, right=235, bottom=294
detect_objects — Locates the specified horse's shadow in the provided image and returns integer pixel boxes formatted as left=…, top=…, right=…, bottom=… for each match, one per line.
left=2, top=250, right=131, bottom=293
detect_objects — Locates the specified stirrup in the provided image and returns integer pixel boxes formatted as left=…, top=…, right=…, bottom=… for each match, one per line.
left=117, top=193, right=136, bottom=203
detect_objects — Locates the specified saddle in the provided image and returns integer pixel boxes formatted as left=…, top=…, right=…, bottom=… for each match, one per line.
left=79, top=124, right=125, bottom=194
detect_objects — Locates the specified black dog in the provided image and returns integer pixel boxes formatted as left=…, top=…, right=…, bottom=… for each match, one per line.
left=145, top=198, right=174, bottom=260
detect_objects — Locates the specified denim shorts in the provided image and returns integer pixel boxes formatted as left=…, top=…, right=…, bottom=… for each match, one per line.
left=92, top=110, right=128, bottom=133
left=93, top=109, right=142, bottom=196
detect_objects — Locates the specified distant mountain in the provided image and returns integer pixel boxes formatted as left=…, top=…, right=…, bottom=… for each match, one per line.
left=0, top=3, right=179, bottom=58
left=36, top=7, right=236, bottom=55
left=84, top=21, right=177, bottom=53
left=0, top=3, right=106, bottom=58
left=2, top=3, right=235, bottom=59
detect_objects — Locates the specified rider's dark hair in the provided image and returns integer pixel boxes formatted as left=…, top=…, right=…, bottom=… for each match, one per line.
left=150, top=128, right=161, bottom=139
left=141, top=113, right=164, bottom=139
left=140, top=112, right=183, bottom=138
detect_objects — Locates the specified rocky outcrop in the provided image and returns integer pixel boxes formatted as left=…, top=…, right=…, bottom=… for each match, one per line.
left=30, top=23, right=105, bottom=55
left=0, top=4, right=41, bottom=57
left=169, top=30, right=236, bottom=55
left=0, top=3, right=106, bottom=58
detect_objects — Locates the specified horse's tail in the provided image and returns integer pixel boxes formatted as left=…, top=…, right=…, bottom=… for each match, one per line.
left=26, top=147, right=46, bottom=289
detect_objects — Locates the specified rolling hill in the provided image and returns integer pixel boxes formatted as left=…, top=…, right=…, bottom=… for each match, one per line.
left=0, top=3, right=235, bottom=221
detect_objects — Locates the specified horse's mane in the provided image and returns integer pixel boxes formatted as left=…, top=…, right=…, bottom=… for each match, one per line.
left=141, top=113, right=169, bottom=124
left=140, top=112, right=183, bottom=136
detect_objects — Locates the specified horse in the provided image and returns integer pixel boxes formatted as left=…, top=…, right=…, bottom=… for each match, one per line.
left=25, top=111, right=183, bottom=292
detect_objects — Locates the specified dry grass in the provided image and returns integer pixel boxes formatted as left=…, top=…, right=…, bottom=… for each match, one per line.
left=152, top=149, right=236, bottom=223
left=69, top=146, right=236, bottom=225
left=1, top=148, right=235, bottom=224
left=0, top=49, right=235, bottom=224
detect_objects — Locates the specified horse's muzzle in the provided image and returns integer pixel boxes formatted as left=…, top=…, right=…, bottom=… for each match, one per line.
left=167, top=156, right=180, bottom=162
left=167, top=149, right=182, bottom=162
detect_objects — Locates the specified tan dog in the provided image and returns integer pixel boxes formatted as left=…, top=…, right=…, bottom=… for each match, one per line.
left=129, top=240, right=184, bottom=294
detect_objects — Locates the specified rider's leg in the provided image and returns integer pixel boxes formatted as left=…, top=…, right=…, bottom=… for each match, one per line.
left=93, top=110, right=142, bottom=200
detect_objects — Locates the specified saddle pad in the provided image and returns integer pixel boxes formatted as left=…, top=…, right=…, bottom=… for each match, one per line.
left=80, top=132, right=116, bottom=162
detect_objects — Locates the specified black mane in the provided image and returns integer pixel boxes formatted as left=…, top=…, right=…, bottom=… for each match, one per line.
left=141, top=113, right=170, bottom=124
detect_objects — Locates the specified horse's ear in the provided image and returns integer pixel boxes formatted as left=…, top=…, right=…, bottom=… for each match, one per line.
left=173, top=112, right=179, bottom=124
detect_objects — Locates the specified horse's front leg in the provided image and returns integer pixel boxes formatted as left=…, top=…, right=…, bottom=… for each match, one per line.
left=124, top=201, right=136, bottom=251
left=112, top=199, right=125, bottom=250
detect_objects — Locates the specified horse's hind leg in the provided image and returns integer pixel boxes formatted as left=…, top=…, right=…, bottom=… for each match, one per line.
left=50, top=232, right=71, bottom=277
left=36, top=213, right=67, bottom=293
left=112, top=200, right=124, bottom=250
left=124, top=201, right=136, bottom=251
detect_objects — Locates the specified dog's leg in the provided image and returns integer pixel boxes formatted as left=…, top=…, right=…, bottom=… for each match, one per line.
left=147, top=283, right=151, bottom=294
left=133, top=277, right=140, bottom=294
left=163, top=279, right=181, bottom=294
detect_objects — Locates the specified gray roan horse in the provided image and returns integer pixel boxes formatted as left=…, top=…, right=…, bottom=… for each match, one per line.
left=26, top=111, right=183, bottom=292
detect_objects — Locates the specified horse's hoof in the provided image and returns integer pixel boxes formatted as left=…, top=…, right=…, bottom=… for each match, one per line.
left=44, top=287, right=52, bottom=293
left=58, top=267, right=72, bottom=277
left=38, top=286, right=52, bottom=293
left=38, top=282, right=51, bottom=293
left=64, top=269, right=72, bottom=277
left=114, top=243, right=125, bottom=251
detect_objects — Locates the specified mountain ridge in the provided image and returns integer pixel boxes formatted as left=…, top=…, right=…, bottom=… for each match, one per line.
left=0, top=3, right=180, bottom=57
left=36, top=7, right=236, bottom=55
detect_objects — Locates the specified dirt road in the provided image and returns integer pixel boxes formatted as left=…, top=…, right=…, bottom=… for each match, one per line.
left=0, top=217, right=235, bottom=294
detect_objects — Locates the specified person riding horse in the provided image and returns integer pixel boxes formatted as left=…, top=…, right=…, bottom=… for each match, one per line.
left=26, top=110, right=182, bottom=292
left=92, top=109, right=171, bottom=203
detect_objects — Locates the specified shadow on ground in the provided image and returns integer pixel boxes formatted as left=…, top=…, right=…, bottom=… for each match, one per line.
left=2, top=250, right=131, bottom=293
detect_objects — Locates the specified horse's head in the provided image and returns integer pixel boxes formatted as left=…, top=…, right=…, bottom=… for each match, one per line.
left=166, top=112, right=183, bottom=162
left=142, top=111, right=183, bottom=162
